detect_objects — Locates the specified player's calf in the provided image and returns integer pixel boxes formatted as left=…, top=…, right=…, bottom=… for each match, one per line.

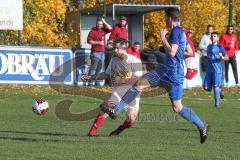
left=213, top=86, right=221, bottom=108
left=109, top=118, right=136, bottom=136
left=88, top=113, right=108, bottom=136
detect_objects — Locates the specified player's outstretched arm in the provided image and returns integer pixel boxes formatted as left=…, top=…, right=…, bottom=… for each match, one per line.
left=82, top=72, right=107, bottom=81
left=160, top=29, right=178, bottom=57
left=114, top=76, right=140, bottom=86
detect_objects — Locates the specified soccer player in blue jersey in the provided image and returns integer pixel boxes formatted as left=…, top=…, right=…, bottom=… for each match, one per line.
left=204, top=32, right=228, bottom=108
left=101, top=8, right=208, bottom=144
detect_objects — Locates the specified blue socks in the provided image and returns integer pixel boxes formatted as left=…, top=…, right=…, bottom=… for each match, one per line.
left=115, top=100, right=127, bottom=114
left=213, top=87, right=220, bottom=107
left=115, top=86, right=141, bottom=114
left=179, top=106, right=205, bottom=129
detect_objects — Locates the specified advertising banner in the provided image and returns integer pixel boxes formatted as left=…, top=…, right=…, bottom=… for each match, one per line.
left=0, top=46, right=74, bottom=85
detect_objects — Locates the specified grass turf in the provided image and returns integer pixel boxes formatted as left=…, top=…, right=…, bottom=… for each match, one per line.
left=0, top=86, right=240, bottom=160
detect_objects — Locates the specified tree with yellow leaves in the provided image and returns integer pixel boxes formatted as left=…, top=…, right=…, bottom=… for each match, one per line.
left=0, top=0, right=70, bottom=47
left=84, top=0, right=238, bottom=49
left=22, top=0, right=69, bottom=47
left=0, top=0, right=239, bottom=48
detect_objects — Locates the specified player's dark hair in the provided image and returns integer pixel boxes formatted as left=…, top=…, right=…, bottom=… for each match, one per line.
left=226, top=24, right=234, bottom=34
left=207, top=24, right=213, bottom=28
left=134, top=42, right=141, bottom=45
left=96, top=16, right=103, bottom=22
left=227, top=24, right=234, bottom=28
left=165, top=8, right=180, bottom=22
left=211, top=32, right=218, bottom=36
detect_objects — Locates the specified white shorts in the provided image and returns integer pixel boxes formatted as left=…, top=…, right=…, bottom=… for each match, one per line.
left=185, top=57, right=197, bottom=69
left=106, top=85, right=140, bottom=112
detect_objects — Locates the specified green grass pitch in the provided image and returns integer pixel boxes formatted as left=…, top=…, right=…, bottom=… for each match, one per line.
left=0, top=86, right=240, bottom=160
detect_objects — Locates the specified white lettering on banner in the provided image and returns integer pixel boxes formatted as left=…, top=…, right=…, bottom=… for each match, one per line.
left=0, top=53, right=65, bottom=80
left=35, top=54, right=50, bottom=78
left=48, top=55, right=64, bottom=76
left=0, top=54, right=7, bottom=74
left=7, top=54, right=22, bottom=74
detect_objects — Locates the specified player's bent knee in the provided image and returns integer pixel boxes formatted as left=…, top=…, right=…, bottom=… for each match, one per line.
left=171, top=102, right=183, bottom=113
left=172, top=106, right=181, bottom=113
left=214, top=86, right=220, bottom=91
left=135, top=78, right=151, bottom=90
left=126, top=110, right=138, bottom=125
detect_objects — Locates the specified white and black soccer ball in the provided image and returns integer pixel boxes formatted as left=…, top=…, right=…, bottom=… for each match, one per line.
left=32, top=98, right=49, bottom=115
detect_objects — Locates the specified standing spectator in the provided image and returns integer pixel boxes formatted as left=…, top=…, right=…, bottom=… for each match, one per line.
left=184, top=29, right=198, bottom=80
left=127, top=42, right=141, bottom=59
left=199, top=25, right=213, bottom=76
left=219, top=25, right=239, bottom=86
left=108, top=16, right=128, bottom=42
left=87, top=18, right=112, bottom=86
left=105, top=16, right=129, bottom=85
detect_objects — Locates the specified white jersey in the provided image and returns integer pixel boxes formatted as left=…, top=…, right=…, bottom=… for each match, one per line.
left=105, top=54, right=143, bottom=84
left=105, top=54, right=143, bottom=111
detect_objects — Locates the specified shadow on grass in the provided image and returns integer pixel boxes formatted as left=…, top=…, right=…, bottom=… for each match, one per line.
left=0, top=130, right=114, bottom=143
left=0, top=134, right=119, bottom=143
left=176, top=128, right=240, bottom=134
left=0, top=130, right=80, bottom=137
left=0, top=136, right=68, bottom=143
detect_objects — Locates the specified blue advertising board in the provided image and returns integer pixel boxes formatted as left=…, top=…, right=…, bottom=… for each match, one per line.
left=0, top=46, right=74, bottom=85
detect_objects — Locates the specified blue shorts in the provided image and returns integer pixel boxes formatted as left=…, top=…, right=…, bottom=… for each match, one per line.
left=204, top=71, right=222, bottom=91
left=143, top=66, right=183, bottom=101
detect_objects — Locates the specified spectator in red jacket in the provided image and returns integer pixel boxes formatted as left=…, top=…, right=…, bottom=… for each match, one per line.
left=184, top=29, right=198, bottom=80
left=219, top=25, right=239, bottom=86
left=127, top=42, right=141, bottom=59
left=108, top=16, right=128, bottom=42
left=87, top=18, right=112, bottom=86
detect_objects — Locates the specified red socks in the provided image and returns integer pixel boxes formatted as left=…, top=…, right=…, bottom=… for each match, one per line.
left=185, top=68, right=198, bottom=80
left=122, top=120, right=133, bottom=129
left=89, top=114, right=106, bottom=136
left=89, top=116, right=134, bottom=136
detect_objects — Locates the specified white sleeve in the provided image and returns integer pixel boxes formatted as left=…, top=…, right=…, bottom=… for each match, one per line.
left=199, top=35, right=207, bottom=50
left=131, top=57, right=143, bottom=77
left=105, top=59, right=113, bottom=75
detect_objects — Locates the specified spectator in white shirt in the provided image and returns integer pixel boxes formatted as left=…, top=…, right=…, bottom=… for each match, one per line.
left=199, top=25, right=213, bottom=76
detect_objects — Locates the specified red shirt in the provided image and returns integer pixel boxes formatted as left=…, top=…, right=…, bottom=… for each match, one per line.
left=127, top=47, right=141, bottom=59
left=87, top=27, right=111, bottom=52
left=219, top=34, right=239, bottom=57
left=184, top=30, right=196, bottom=58
left=109, top=24, right=128, bottom=41
left=185, top=36, right=196, bottom=58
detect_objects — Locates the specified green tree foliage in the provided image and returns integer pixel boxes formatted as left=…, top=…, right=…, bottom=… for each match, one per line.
left=0, top=0, right=239, bottom=48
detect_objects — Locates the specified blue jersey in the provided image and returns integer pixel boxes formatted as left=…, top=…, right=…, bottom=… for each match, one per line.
left=164, top=26, right=187, bottom=84
left=206, top=45, right=226, bottom=73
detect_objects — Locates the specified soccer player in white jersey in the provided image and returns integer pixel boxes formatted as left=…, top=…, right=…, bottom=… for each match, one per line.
left=82, top=38, right=143, bottom=136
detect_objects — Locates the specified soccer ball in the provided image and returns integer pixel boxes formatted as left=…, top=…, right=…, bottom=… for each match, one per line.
left=32, top=98, right=49, bottom=115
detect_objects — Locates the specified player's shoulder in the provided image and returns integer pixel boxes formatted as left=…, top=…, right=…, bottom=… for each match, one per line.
left=207, top=44, right=213, bottom=50
left=171, top=26, right=183, bottom=34
left=232, top=34, right=238, bottom=39
left=127, top=54, right=141, bottom=63
left=217, top=45, right=225, bottom=51
left=114, top=24, right=121, bottom=29
left=202, top=33, right=210, bottom=39
left=110, top=56, right=121, bottom=65
left=90, top=27, right=98, bottom=31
